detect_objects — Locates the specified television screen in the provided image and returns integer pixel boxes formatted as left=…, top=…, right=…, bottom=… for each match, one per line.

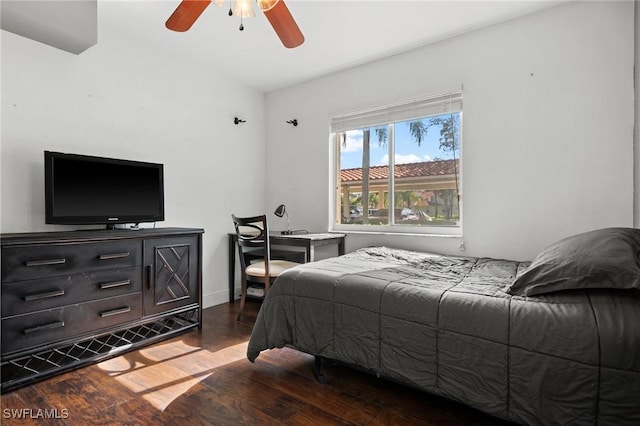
left=44, top=151, right=164, bottom=227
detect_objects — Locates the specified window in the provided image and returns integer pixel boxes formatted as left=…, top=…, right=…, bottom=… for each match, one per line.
left=331, top=89, right=462, bottom=234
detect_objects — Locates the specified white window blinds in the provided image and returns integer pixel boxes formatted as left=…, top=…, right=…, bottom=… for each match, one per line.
left=330, top=87, right=463, bottom=133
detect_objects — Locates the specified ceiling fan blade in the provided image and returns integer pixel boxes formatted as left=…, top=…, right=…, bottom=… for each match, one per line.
left=261, top=0, right=304, bottom=48
left=166, top=0, right=212, bottom=32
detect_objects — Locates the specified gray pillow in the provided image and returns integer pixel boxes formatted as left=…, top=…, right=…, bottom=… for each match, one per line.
left=506, top=227, right=640, bottom=296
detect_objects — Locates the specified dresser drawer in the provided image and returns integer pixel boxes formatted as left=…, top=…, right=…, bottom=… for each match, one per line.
left=1, top=292, right=143, bottom=355
left=1, top=267, right=142, bottom=317
left=1, top=240, right=142, bottom=282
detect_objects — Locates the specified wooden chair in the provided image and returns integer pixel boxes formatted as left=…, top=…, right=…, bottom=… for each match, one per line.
left=231, top=214, right=301, bottom=321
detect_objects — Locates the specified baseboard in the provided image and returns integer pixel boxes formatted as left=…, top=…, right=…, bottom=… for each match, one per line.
left=203, top=288, right=239, bottom=309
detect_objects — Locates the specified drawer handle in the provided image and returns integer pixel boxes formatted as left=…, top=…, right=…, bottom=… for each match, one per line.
left=99, top=307, right=131, bottom=318
left=25, top=258, right=66, bottom=267
left=24, top=321, right=65, bottom=335
left=99, top=280, right=131, bottom=290
left=99, top=252, right=130, bottom=261
left=23, top=289, right=65, bottom=302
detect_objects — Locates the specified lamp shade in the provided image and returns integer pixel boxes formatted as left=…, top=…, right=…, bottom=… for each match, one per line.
left=233, top=0, right=256, bottom=18
left=274, top=204, right=286, bottom=217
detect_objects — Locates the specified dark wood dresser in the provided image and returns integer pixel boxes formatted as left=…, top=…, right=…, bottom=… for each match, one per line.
left=1, top=227, right=203, bottom=392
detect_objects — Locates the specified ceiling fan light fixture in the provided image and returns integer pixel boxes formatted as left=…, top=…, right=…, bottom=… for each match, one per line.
left=166, top=0, right=303, bottom=48
left=233, top=0, right=256, bottom=18
left=257, top=0, right=280, bottom=12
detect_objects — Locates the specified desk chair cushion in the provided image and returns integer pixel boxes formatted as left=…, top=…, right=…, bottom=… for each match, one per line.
left=246, top=259, right=300, bottom=278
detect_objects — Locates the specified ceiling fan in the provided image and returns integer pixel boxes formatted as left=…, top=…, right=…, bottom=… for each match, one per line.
left=166, top=0, right=304, bottom=49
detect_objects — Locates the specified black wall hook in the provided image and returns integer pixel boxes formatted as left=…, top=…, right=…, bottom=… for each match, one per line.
left=234, top=117, right=246, bottom=125
left=286, top=119, right=298, bottom=126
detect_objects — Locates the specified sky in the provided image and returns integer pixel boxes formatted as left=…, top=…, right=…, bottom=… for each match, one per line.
left=339, top=113, right=460, bottom=170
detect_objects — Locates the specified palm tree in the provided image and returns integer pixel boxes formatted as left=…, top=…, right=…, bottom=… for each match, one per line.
left=395, top=191, right=412, bottom=208
left=368, top=192, right=379, bottom=209
left=429, top=114, right=460, bottom=206
left=347, top=126, right=387, bottom=224
left=408, top=120, right=428, bottom=146
left=361, top=130, right=371, bottom=224
left=349, top=193, right=362, bottom=208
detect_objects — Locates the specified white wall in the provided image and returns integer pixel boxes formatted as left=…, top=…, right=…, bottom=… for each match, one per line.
left=1, top=1, right=636, bottom=306
left=265, top=1, right=635, bottom=261
left=1, top=4, right=266, bottom=307
left=635, top=0, right=639, bottom=228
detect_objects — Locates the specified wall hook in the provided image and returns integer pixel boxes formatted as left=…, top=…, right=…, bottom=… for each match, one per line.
left=234, top=117, right=246, bottom=125
left=286, top=119, right=298, bottom=127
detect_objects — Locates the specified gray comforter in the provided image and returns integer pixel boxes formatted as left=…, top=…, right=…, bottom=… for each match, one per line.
left=247, top=247, right=640, bottom=425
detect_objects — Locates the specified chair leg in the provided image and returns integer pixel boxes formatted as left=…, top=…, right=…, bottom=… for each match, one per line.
left=236, top=280, right=247, bottom=321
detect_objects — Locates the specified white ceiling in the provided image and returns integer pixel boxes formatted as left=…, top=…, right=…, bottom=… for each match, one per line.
left=13, top=0, right=570, bottom=93
left=1, top=0, right=97, bottom=54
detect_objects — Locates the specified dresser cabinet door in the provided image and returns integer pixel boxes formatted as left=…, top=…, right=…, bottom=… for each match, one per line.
left=143, top=236, right=199, bottom=316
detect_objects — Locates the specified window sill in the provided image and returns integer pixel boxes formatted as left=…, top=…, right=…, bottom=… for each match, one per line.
left=330, top=226, right=462, bottom=238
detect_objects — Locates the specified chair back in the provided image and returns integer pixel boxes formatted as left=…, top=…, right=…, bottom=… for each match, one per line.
left=231, top=214, right=271, bottom=282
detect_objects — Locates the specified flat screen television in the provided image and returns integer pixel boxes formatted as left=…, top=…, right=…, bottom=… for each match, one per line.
left=44, top=151, right=164, bottom=228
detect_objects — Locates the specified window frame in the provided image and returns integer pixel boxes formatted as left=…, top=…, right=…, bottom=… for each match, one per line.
left=329, top=89, right=463, bottom=237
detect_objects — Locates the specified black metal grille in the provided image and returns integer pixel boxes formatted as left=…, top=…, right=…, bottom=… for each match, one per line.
left=1, top=308, right=199, bottom=393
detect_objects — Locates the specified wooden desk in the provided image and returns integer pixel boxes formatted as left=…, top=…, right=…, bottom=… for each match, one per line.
left=228, top=232, right=346, bottom=302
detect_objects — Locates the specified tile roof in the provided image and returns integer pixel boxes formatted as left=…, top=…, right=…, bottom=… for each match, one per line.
left=340, top=159, right=459, bottom=183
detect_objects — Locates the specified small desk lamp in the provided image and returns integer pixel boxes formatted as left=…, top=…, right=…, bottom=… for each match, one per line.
left=274, top=204, right=291, bottom=235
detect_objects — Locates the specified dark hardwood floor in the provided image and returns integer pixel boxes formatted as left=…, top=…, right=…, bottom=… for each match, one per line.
left=1, top=301, right=514, bottom=425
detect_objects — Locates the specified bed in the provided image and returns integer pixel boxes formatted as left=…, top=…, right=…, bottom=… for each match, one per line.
left=247, top=228, right=640, bottom=425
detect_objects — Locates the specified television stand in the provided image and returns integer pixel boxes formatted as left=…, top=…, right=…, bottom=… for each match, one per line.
left=0, top=227, right=203, bottom=393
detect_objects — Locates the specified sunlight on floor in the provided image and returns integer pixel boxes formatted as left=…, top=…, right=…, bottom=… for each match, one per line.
left=97, top=340, right=249, bottom=411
